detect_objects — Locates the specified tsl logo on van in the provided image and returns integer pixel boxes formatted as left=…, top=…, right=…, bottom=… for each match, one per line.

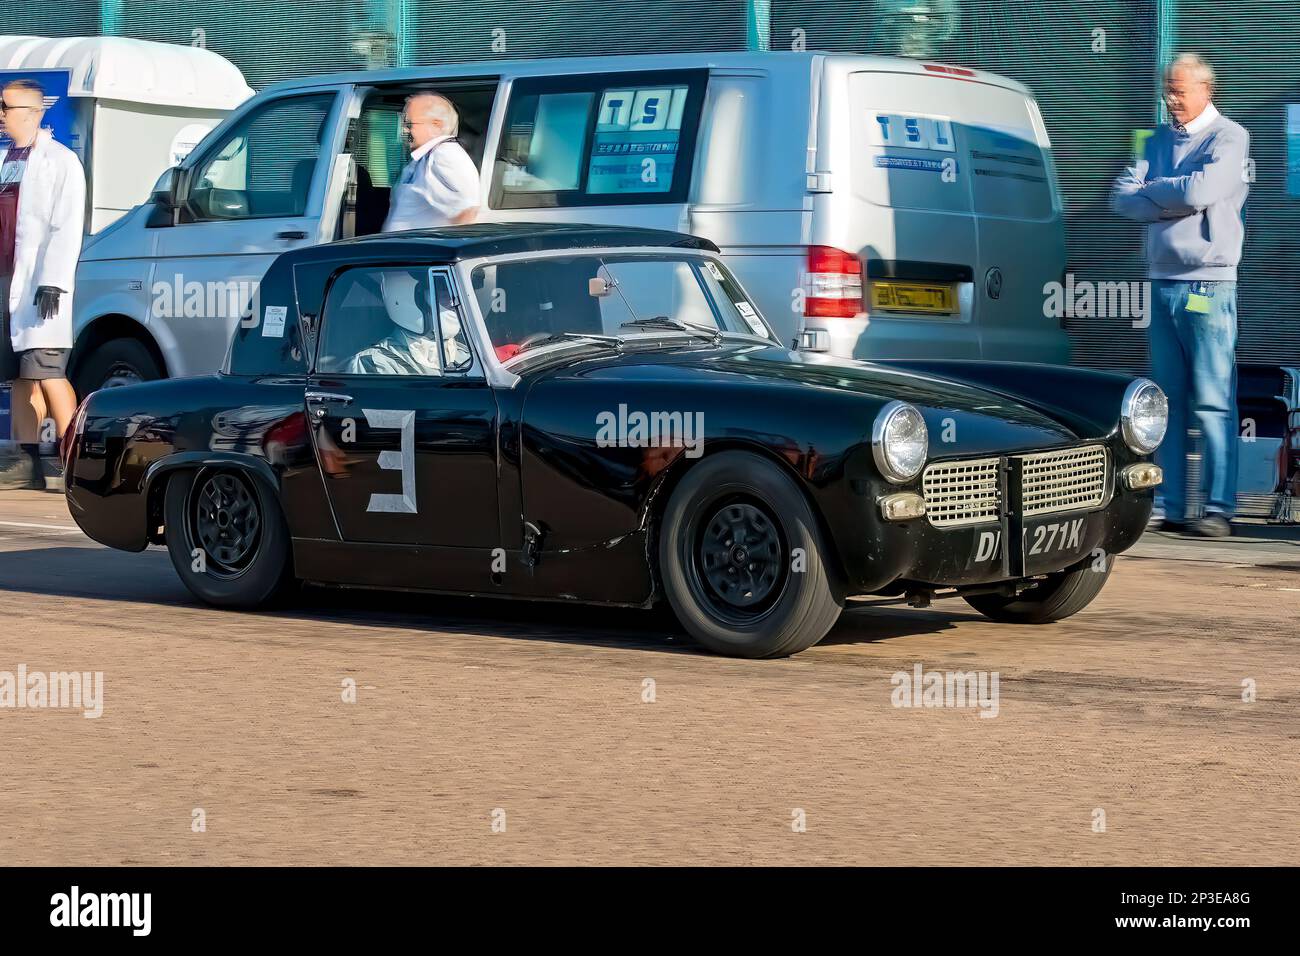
left=870, top=112, right=956, bottom=151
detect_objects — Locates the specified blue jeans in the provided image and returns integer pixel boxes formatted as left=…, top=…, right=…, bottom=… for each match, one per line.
left=1148, top=280, right=1238, bottom=520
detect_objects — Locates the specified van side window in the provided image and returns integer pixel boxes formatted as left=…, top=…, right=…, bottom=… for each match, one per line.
left=490, top=71, right=705, bottom=209
left=185, top=92, right=336, bottom=222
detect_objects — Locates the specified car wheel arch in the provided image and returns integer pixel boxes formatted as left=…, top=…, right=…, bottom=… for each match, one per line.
left=71, top=314, right=168, bottom=394
left=642, top=440, right=848, bottom=598
left=144, top=454, right=282, bottom=546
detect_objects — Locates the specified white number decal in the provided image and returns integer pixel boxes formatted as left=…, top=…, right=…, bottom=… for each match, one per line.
left=363, top=408, right=416, bottom=514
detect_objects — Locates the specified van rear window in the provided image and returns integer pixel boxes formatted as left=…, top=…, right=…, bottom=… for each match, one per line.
left=490, top=70, right=705, bottom=209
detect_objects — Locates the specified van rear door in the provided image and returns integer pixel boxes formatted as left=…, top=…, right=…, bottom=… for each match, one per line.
left=810, top=61, right=1067, bottom=363
left=959, top=75, right=1067, bottom=362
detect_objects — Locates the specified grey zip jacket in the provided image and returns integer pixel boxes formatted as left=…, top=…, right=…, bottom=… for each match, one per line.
left=1110, top=103, right=1250, bottom=281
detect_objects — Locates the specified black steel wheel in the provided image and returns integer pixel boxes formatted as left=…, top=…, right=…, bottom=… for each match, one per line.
left=164, top=468, right=294, bottom=608
left=658, top=451, right=843, bottom=658
left=191, top=472, right=262, bottom=577
left=691, top=498, right=788, bottom=623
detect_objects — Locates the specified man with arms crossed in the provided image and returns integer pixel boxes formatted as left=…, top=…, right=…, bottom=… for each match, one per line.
left=1111, top=53, right=1249, bottom=537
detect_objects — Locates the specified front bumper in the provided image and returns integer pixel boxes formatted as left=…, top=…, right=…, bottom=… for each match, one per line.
left=890, top=495, right=1149, bottom=588
left=821, top=439, right=1154, bottom=594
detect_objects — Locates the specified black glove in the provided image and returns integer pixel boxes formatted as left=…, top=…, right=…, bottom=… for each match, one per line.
left=34, top=286, right=60, bottom=321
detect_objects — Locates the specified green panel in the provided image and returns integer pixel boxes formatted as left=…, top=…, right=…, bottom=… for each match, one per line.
left=108, top=0, right=387, bottom=89
left=1173, top=1, right=1300, bottom=368
left=83, top=1, right=750, bottom=87
left=406, top=0, right=748, bottom=63
left=20, top=0, right=1295, bottom=372
left=0, top=0, right=100, bottom=35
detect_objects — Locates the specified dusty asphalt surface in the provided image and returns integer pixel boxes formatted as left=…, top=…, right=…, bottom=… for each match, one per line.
left=0, top=488, right=1297, bottom=866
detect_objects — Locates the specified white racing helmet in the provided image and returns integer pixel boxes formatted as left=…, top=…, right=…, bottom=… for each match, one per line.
left=379, top=270, right=426, bottom=334
left=378, top=269, right=465, bottom=367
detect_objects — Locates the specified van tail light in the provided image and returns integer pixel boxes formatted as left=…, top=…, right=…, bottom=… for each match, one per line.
left=61, top=395, right=91, bottom=470
left=804, top=245, right=865, bottom=319
left=922, top=63, right=978, bottom=79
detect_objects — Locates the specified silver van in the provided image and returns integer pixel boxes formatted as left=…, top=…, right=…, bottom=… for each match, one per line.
left=72, top=50, right=1069, bottom=393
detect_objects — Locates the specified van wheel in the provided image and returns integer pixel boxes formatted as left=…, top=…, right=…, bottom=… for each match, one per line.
left=164, top=468, right=294, bottom=608
left=658, top=451, right=843, bottom=658
left=74, top=337, right=162, bottom=396
left=964, top=554, right=1114, bottom=623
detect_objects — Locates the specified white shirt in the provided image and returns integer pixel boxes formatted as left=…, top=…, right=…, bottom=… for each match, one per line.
left=382, top=135, right=480, bottom=232
left=1173, top=101, right=1219, bottom=137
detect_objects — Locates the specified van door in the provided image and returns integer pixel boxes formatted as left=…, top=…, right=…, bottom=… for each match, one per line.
left=337, top=80, right=501, bottom=239
left=149, top=90, right=347, bottom=377
left=813, top=68, right=1067, bottom=363
left=966, top=91, right=1068, bottom=363
left=480, top=69, right=708, bottom=234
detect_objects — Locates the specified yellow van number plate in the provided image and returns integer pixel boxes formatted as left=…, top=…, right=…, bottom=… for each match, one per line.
left=870, top=281, right=957, bottom=315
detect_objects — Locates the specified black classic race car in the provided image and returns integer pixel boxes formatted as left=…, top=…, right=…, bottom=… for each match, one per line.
left=63, top=224, right=1168, bottom=658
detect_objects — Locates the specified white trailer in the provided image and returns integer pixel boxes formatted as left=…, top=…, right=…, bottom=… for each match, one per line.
left=0, top=35, right=251, bottom=445
left=0, top=34, right=252, bottom=232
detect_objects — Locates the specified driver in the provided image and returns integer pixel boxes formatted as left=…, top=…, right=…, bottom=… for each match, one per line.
left=349, top=271, right=465, bottom=375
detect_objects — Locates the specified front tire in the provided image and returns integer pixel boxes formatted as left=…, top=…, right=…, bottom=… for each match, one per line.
left=964, top=553, right=1114, bottom=623
left=164, top=468, right=293, bottom=608
left=73, top=336, right=163, bottom=397
left=658, top=451, right=843, bottom=658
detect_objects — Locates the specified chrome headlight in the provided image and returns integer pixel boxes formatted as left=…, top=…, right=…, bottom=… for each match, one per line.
left=1121, top=378, right=1168, bottom=455
left=872, top=401, right=929, bottom=483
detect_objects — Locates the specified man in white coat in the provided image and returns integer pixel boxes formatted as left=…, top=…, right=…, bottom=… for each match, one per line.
left=0, top=78, right=85, bottom=490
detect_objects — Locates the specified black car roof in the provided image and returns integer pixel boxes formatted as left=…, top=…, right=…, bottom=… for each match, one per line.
left=285, top=223, right=719, bottom=266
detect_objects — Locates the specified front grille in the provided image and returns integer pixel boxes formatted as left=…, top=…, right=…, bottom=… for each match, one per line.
left=922, top=457, right=1000, bottom=527
left=1019, top=445, right=1108, bottom=517
left=921, top=445, right=1109, bottom=528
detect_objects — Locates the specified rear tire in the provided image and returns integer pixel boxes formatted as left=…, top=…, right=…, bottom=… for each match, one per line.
left=964, top=554, right=1113, bottom=623
left=164, top=468, right=293, bottom=608
left=658, top=451, right=843, bottom=658
left=73, top=337, right=163, bottom=397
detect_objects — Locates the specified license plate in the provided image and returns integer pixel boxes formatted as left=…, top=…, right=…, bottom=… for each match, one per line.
left=869, top=280, right=957, bottom=315
left=1024, top=517, right=1086, bottom=559
left=967, top=516, right=1091, bottom=571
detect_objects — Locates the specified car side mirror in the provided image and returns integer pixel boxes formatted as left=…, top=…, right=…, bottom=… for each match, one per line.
left=145, top=167, right=182, bottom=228
left=151, top=167, right=180, bottom=207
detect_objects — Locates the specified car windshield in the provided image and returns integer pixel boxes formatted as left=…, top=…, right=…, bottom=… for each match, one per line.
left=469, top=253, right=773, bottom=363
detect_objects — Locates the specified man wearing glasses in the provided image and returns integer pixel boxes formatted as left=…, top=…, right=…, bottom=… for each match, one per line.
left=381, top=92, right=480, bottom=233
left=1111, top=54, right=1249, bottom=537
left=0, top=78, right=85, bottom=491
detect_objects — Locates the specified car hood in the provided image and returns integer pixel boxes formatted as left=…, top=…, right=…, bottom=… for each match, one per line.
left=524, top=341, right=1082, bottom=440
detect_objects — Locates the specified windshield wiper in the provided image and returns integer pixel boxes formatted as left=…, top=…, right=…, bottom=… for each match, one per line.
left=513, top=331, right=624, bottom=357
left=619, top=316, right=723, bottom=345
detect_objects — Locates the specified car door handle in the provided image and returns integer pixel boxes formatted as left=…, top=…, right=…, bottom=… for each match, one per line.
left=276, top=230, right=308, bottom=240
left=306, top=391, right=353, bottom=420
left=306, top=391, right=353, bottom=404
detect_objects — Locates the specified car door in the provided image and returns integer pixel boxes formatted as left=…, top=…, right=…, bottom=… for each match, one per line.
left=306, top=264, right=499, bottom=549
left=149, top=90, right=348, bottom=377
